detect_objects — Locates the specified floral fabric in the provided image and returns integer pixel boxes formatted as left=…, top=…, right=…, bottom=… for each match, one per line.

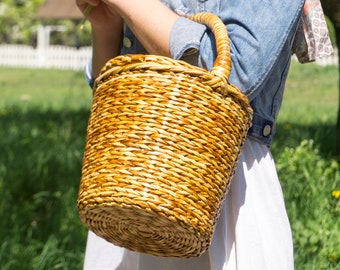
left=293, top=0, right=334, bottom=63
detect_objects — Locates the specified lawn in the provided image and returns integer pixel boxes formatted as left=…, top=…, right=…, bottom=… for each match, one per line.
left=0, top=68, right=91, bottom=269
left=0, top=61, right=339, bottom=269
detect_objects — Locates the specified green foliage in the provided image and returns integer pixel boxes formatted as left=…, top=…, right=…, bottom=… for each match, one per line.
left=0, top=107, right=90, bottom=269
left=0, top=0, right=45, bottom=44
left=325, top=16, right=336, bottom=47
left=276, top=140, right=340, bottom=269
left=272, top=61, right=339, bottom=270
left=0, top=0, right=91, bottom=46
left=37, top=18, right=92, bottom=47
left=0, top=68, right=91, bottom=269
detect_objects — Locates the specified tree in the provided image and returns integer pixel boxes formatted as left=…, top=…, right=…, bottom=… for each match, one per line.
left=320, top=0, right=340, bottom=158
left=0, top=0, right=91, bottom=47
left=0, top=0, right=45, bottom=44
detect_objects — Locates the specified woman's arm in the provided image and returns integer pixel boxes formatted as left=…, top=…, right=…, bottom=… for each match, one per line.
left=77, top=0, right=178, bottom=78
left=91, top=22, right=123, bottom=78
left=103, top=0, right=179, bottom=57
left=76, top=0, right=123, bottom=78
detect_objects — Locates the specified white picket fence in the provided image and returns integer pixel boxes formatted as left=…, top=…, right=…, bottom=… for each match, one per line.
left=0, top=44, right=338, bottom=71
left=0, top=44, right=91, bottom=71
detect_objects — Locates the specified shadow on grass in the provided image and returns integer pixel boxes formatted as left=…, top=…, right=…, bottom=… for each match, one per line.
left=272, top=121, right=337, bottom=158
left=0, top=107, right=90, bottom=269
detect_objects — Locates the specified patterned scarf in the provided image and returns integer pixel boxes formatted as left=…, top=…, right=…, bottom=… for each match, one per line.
left=293, top=0, right=334, bottom=63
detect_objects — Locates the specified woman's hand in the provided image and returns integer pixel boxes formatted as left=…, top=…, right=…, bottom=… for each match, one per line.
left=76, top=0, right=122, bottom=31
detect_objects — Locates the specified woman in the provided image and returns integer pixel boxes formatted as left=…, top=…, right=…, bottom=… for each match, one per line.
left=76, top=0, right=332, bottom=269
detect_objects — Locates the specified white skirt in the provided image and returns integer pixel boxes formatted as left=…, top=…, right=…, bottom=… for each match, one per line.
left=83, top=138, right=294, bottom=270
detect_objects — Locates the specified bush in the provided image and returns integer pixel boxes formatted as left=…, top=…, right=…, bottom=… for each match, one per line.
left=276, top=140, right=340, bottom=269
left=0, top=108, right=89, bottom=269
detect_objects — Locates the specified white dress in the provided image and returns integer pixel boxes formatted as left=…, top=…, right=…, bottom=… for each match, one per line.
left=83, top=138, right=294, bottom=270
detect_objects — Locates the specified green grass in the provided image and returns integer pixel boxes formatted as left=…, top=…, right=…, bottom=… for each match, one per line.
left=0, top=68, right=92, bottom=269
left=273, top=61, right=338, bottom=155
left=273, top=61, right=339, bottom=269
left=0, top=62, right=339, bottom=269
left=0, top=68, right=92, bottom=110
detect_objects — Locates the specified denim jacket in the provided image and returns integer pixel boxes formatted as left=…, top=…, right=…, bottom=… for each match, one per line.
left=89, top=0, right=305, bottom=146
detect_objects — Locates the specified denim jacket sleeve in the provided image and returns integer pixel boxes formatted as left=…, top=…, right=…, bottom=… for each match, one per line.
left=167, top=0, right=305, bottom=101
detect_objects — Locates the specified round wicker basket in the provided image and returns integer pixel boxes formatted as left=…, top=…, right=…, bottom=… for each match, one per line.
left=77, top=12, right=253, bottom=258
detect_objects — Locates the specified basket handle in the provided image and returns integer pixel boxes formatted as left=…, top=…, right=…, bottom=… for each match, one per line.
left=189, top=13, right=231, bottom=81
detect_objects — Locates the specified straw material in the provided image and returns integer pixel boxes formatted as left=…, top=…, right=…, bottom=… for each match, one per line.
left=77, top=12, right=253, bottom=258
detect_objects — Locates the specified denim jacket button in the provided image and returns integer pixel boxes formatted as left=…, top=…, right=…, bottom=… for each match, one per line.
left=123, top=37, right=132, bottom=48
left=263, top=125, right=272, bottom=137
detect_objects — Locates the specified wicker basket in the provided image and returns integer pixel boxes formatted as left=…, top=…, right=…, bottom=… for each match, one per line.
left=77, top=12, right=253, bottom=258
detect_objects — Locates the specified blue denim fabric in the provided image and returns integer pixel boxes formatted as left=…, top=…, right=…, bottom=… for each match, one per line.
left=117, top=0, right=305, bottom=146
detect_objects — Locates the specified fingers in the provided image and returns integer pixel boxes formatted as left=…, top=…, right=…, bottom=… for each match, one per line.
left=76, top=0, right=101, bottom=12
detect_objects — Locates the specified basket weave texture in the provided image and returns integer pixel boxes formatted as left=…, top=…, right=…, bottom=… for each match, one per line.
left=77, top=12, right=253, bottom=258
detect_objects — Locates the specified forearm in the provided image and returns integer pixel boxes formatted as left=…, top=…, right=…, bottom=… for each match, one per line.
left=76, top=0, right=124, bottom=78
left=106, top=0, right=179, bottom=56
left=91, top=21, right=123, bottom=78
